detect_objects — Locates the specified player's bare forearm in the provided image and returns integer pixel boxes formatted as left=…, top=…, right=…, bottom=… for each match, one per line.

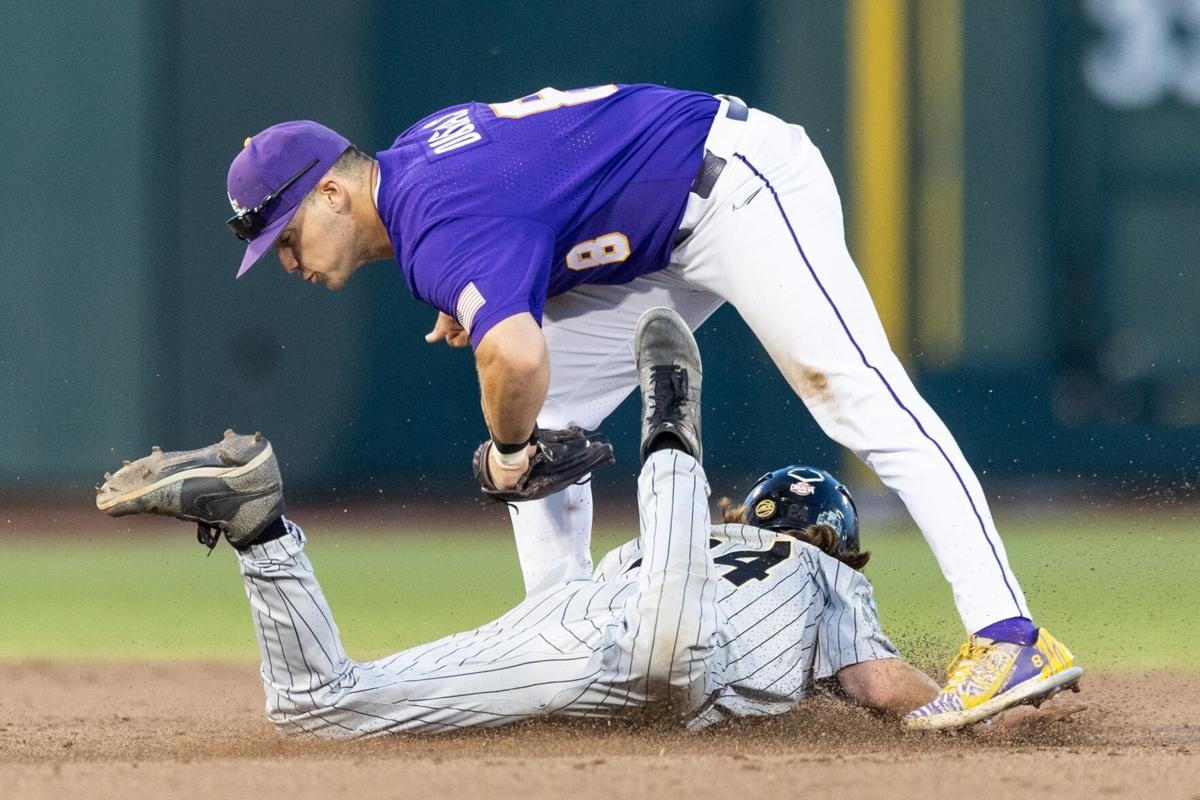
left=835, top=658, right=939, bottom=717
left=474, top=313, right=550, bottom=445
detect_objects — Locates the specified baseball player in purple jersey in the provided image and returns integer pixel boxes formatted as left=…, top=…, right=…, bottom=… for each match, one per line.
left=223, top=84, right=1082, bottom=729
left=96, top=309, right=1081, bottom=736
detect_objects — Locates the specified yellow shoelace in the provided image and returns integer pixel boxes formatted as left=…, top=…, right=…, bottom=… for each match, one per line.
left=943, top=640, right=992, bottom=690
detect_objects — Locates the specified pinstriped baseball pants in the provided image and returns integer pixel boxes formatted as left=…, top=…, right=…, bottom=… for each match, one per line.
left=237, top=450, right=722, bottom=737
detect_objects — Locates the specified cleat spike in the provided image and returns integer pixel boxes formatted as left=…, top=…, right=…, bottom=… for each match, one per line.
left=224, top=428, right=235, bottom=438
left=122, top=460, right=131, bottom=466
left=94, top=485, right=101, bottom=494
left=85, top=429, right=282, bottom=550
left=151, top=445, right=162, bottom=454
left=254, top=431, right=262, bottom=442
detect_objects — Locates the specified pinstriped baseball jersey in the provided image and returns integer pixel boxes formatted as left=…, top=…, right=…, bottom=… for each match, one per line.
left=237, top=452, right=894, bottom=737
left=594, top=521, right=899, bottom=728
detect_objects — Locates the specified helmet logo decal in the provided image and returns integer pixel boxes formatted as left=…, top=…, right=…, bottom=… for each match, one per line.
left=816, top=509, right=844, bottom=535
left=754, top=499, right=777, bottom=519
left=786, top=468, right=824, bottom=497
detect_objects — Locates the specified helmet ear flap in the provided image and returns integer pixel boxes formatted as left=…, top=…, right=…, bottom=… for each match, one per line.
left=838, top=484, right=858, bottom=515
left=833, top=485, right=860, bottom=552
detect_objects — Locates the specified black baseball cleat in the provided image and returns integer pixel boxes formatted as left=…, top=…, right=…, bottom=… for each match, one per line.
left=634, top=307, right=703, bottom=464
left=96, top=430, right=284, bottom=550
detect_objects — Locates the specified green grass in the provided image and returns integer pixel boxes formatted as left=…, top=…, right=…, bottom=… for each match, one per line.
left=0, top=513, right=1193, bottom=670
left=865, top=515, right=1197, bottom=670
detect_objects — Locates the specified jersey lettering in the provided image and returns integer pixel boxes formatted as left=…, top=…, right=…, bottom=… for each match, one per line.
left=565, top=232, right=631, bottom=270
left=713, top=539, right=794, bottom=587
left=490, top=85, right=619, bottom=119
left=422, top=109, right=484, bottom=156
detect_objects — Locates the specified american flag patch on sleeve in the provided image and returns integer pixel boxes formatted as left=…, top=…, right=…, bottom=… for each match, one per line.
left=455, top=282, right=486, bottom=334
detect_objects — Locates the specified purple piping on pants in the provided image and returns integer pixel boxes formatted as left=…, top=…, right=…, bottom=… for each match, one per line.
left=732, top=152, right=1023, bottom=617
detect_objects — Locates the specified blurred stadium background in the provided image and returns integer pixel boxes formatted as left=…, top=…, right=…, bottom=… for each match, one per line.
left=0, top=1, right=1197, bottom=662
left=4, top=0, right=1199, bottom=497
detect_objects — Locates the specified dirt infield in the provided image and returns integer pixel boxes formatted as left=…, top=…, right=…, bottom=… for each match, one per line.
left=1, top=663, right=1196, bottom=800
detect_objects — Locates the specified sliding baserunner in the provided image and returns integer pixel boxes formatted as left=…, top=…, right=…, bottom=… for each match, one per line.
left=96, top=309, right=1080, bottom=735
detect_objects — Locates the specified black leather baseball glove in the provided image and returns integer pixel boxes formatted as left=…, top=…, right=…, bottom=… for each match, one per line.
left=473, top=426, right=615, bottom=502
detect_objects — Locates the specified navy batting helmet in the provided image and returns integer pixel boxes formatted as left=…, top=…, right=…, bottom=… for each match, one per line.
left=740, top=465, right=860, bottom=553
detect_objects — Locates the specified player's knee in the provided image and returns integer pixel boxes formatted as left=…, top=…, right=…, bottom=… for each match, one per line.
left=637, top=637, right=683, bottom=688
left=630, top=576, right=714, bottom=691
left=635, top=637, right=712, bottom=712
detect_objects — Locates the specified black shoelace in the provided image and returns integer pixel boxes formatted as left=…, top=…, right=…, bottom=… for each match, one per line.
left=196, top=523, right=220, bottom=554
left=648, top=365, right=688, bottom=427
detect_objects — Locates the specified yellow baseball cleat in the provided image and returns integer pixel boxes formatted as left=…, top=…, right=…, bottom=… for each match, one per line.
left=903, top=628, right=1083, bottom=731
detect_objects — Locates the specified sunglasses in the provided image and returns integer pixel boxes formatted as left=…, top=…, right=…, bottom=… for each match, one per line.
left=226, top=159, right=319, bottom=242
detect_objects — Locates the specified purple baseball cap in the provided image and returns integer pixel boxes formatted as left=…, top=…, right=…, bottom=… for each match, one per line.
left=226, top=120, right=351, bottom=278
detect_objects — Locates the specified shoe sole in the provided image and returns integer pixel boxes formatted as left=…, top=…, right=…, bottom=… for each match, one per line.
left=634, top=308, right=702, bottom=367
left=96, top=443, right=274, bottom=512
left=634, top=307, right=703, bottom=461
left=903, top=666, right=1084, bottom=731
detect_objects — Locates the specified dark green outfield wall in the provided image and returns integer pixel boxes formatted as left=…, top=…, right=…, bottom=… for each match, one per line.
left=1, top=1, right=1196, bottom=496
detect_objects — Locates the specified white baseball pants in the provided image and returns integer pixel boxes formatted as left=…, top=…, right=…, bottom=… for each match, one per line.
left=515, top=99, right=1030, bottom=633
left=238, top=450, right=720, bottom=737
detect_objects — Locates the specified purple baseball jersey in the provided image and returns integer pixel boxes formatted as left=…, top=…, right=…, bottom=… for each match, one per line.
left=375, top=84, right=719, bottom=347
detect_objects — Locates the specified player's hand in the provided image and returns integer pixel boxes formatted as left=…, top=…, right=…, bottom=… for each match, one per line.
left=982, top=694, right=1088, bottom=733
left=472, top=427, right=616, bottom=503
left=486, top=442, right=535, bottom=491
left=424, top=312, right=470, bottom=348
